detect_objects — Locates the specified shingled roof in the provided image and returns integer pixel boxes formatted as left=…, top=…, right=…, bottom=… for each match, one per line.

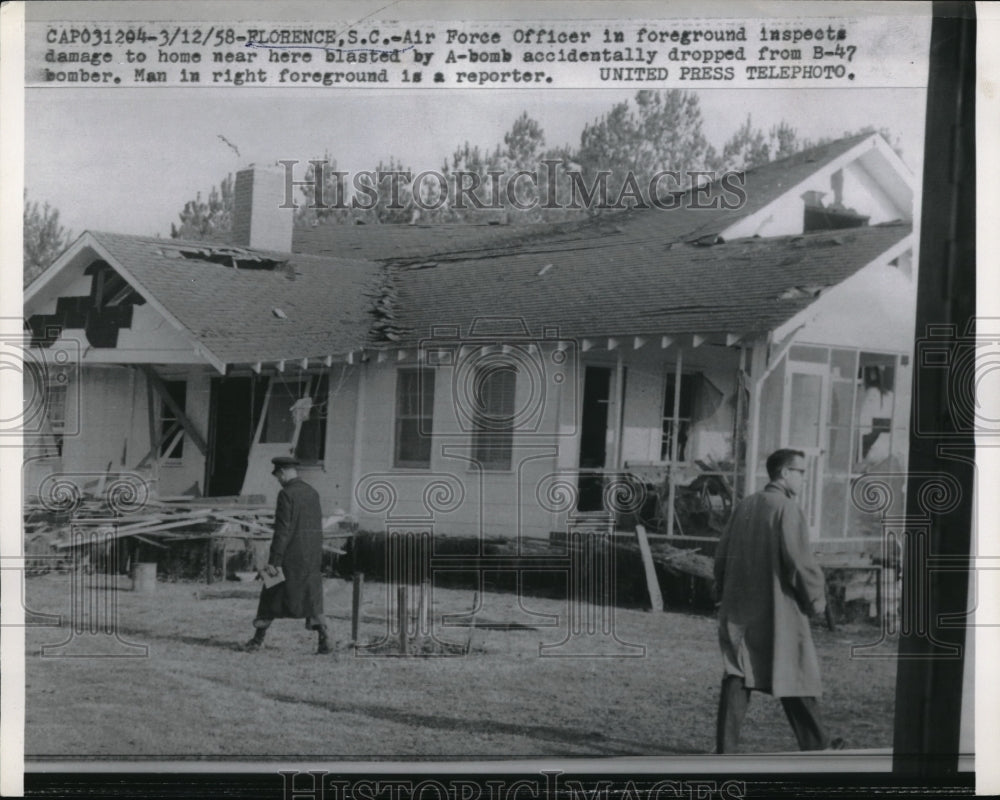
left=28, top=135, right=910, bottom=370
left=387, top=222, right=912, bottom=346
left=87, top=232, right=381, bottom=366
left=291, top=133, right=877, bottom=264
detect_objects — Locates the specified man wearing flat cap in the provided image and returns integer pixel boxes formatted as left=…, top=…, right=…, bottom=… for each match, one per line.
left=242, top=455, right=332, bottom=654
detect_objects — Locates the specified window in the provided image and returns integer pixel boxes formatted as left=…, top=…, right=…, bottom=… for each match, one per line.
left=295, top=374, right=329, bottom=465
left=394, top=368, right=435, bottom=468
left=261, top=375, right=329, bottom=464
left=471, top=363, right=516, bottom=470
left=661, top=372, right=697, bottom=462
left=159, top=380, right=187, bottom=460
left=45, top=380, right=67, bottom=456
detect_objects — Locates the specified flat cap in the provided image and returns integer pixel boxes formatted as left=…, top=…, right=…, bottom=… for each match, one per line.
left=271, top=456, right=300, bottom=470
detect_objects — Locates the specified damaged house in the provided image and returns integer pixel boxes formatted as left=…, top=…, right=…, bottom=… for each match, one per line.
left=24, top=132, right=915, bottom=564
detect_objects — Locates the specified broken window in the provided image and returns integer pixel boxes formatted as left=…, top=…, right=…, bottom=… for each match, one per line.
left=661, top=372, right=698, bottom=462
left=856, top=354, right=896, bottom=466
left=260, top=376, right=329, bottom=465
left=159, top=380, right=187, bottom=460
left=394, top=368, right=435, bottom=468
left=261, top=383, right=299, bottom=444
left=471, top=363, right=516, bottom=471
left=294, top=374, right=329, bottom=465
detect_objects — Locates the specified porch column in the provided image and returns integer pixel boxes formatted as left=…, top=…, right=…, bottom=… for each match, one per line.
left=349, top=361, right=367, bottom=519
left=666, top=347, right=683, bottom=537
left=744, top=340, right=769, bottom=495
left=609, top=352, right=625, bottom=470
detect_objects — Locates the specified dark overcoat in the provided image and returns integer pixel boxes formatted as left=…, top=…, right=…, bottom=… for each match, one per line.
left=714, top=483, right=826, bottom=697
left=255, top=477, right=325, bottom=622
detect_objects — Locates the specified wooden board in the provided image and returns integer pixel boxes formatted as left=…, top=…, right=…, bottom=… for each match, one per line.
left=634, top=525, right=664, bottom=612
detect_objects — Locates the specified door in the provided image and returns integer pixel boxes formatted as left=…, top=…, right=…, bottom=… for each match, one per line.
left=577, top=366, right=612, bottom=511
left=782, top=362, right=828, bottom=538
left=205, top=376, right=266, bottom=497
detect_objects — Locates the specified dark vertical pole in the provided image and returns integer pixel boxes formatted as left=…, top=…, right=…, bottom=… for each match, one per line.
left=205, top=538, right=214, bottom=584
left=397, top=586, right=408, bottom=655
left=893, top=1, right=975, bottom=778
left=351, top=572, right=364, bottom=644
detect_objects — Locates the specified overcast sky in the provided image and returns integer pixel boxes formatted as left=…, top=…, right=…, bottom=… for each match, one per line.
left=26, top=86, right=926, bottom=238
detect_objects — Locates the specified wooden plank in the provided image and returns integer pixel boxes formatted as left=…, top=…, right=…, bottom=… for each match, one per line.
left=140, top=365, right=208, bottom=455
left=635, top=525, right=664, bottom=612
left=131, top=535, right=168, bottom=550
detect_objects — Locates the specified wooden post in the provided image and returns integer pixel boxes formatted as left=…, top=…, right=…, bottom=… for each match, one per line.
left=667, top=349, right=683, bottom=537
left=351, top=572, right=364, bottom=644
left=635, top=525, right=664, bottom=612
left=205, top=538, right=214, bottom=584
left=397, top=586, right=408, bottom=655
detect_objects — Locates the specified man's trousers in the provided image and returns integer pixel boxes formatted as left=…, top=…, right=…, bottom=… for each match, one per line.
left=715, top=675, right=830, bottom=753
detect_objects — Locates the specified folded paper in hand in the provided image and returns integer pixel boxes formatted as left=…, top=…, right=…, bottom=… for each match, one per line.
left=260, top=566, right=285, bottom=589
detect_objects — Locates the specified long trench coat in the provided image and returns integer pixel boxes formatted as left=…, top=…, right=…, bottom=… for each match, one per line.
left=714, top=483, right=826, bottom=697
left=255, top=477, right=325, bottom=623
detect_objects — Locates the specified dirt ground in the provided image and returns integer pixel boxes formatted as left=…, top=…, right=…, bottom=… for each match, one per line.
left=23, top=571, right=897, bottom=760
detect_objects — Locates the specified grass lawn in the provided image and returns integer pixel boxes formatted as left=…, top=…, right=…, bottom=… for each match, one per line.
left=24, top=571, right=897, bottom=760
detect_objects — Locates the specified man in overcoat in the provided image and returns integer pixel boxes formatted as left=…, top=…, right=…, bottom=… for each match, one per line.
left=242, top=456, right=331, bottom=654
left=713, top=448, right=838, bottom=752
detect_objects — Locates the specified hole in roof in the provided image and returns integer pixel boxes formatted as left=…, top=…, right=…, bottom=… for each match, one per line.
left=157, top=245, right=287, bottom=271
left=778, top=285, right=826, bottom=300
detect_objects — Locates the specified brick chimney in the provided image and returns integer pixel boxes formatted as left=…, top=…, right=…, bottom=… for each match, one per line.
left=232, top=165, right=293, bottom=252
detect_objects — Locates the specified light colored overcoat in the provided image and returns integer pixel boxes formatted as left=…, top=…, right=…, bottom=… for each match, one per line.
left=714, top=483, right=826, bottom=697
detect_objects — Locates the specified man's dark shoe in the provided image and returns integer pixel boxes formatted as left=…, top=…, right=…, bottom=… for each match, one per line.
left=316, top=625, right=333, bottom=655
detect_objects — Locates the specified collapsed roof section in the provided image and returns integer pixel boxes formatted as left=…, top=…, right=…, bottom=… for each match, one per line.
left=388, top=222, right=913, bottom=347
left=22, top=134, right=915, bottom=372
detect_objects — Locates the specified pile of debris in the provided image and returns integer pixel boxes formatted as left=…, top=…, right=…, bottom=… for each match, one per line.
left=24, top=492, right=353, bottom=579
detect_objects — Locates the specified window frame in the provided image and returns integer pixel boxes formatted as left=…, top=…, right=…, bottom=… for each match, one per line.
left=470, top=362, right=517, bottom=472
left=259, top=374, right=330, bottom=466
left=660, top=370, right=698, bottom=463
left=158, top=379, right=187, bottom=463
left=393, top=367, right=435, bottom=469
